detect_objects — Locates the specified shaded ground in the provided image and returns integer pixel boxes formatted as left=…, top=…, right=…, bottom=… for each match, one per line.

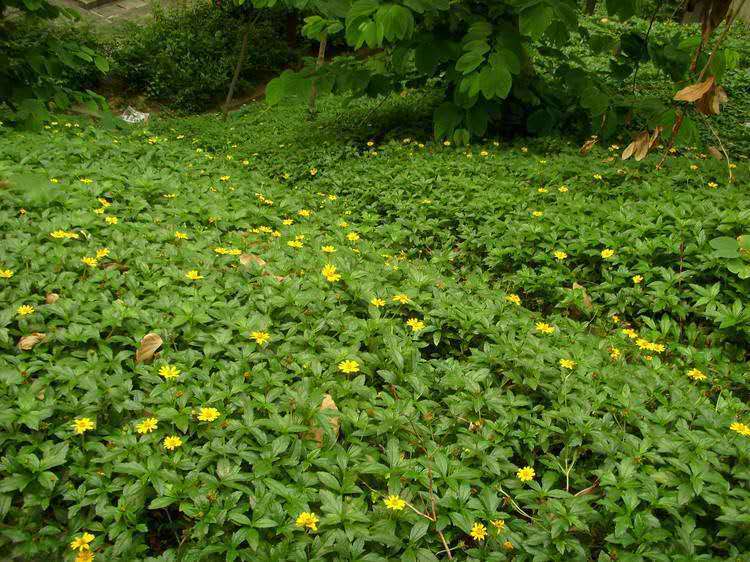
left=50, top=0, right=185, bottom=25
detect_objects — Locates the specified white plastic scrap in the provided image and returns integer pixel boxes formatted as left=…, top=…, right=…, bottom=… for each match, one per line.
left=121, top=106, right=150, bottom=124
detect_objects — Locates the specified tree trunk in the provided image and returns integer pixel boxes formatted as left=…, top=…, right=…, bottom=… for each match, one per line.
left=286, top=12, right=299, bottom=48
left=584, top=0, right=597, bottom=15
left=222, top=18, right=253, bottom=120
left=308, top=35, right=327, bottom=118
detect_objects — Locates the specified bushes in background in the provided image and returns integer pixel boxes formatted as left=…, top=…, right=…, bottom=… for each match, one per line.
left=106, top=3, right=299, bottom=112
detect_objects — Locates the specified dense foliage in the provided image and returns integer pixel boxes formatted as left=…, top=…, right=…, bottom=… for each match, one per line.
left=1, top=82, right=749, bottom=561
left=260, top=0, right=744, bottom=143
left=0, top=0, right=108, bottom=127
left=105, top=3, right=298, bottom=112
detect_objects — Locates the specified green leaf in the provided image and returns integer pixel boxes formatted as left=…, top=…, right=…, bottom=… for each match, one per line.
left=479, top=64, right=512, bottom=99
left=519, top=4, right=554, bottom=39
left=710, top=237, right=740, bottom=258
left=94, top=55, right=110, bottom=73
left=375, top=4, right=414, bottom=42
left=433, top=102, right=462, bottom=139
left=265, top=77, right=285, bottom=106
left=455, top=51, right=484, bottom=75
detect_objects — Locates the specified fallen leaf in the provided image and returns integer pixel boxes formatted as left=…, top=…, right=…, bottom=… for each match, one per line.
left=674, top=76, right=715, bottom=102
left=580, top=136, right=598, bottom=156
left=239, top=253, right=267, bottom=267
left=708, top=146, right=723, bottom=160
left=45, top=293, right=59, bottom=304
left=307, top=394, right=340, bottom=447
left=572, top=283, right=593, bottom=310
left=18, top=333, right=46, bottom=350
left=135, top=333, right=162, bottom=363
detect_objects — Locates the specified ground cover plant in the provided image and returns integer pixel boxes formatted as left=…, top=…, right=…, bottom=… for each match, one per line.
left=1, top=85, right=750, bottom=562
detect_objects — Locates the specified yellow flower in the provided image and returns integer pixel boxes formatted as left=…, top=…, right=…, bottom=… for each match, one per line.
left=136, top=418, right=158, bottom=434
left=593, top=174, right=603, bottom=180
left=491, top=519, right=505, bottom=532
left=535, top=322, right=555, bottom=334
left=690, top=164, right=699, bottom=171
left=392, top=294, right=410, bottom=304
left=95, top=248, right=109, bottom=259
left=288, top=240, right=303, bottom=249
left=707, top=181, right=718, bottom=189
left=339, top=221, right=349, bottom=228
left=322, top=264, right=341, bottom=282
left=622, top=328, right=638, bottom=339
left=480, top=150, right=489, bottom=157
left=687, top=368, right=707, bottom=381
left=327, top=194, right=337, bottom=201
left=532, top=210, right=543, bottom=217
left=185, top=270, right=203, bottom=280
left=220, top=175, right=231, bottom=182
left=81, top=257, right=98, bottom=268
left=282, top=219, right=294, bottom=226
left=17, top=304, right=35, bottom=316
left=174, top=231, right=188, bottom=240
left=309, top=168, right=318, bottom=176
left=505, top=294, right=521, bottom=306
left=79, top=178, right=93, bottom=184
left=537, top=188, right=548, bottom=193
left=159, top=365, right=180, bottom=379
left=214, top=247, right=229, bottom=255
left=0, top=269, right=14, bottom=278
left=383, top=495, right=406, bottom=510
left=406, top=318, right=425, bottom=332
left=93, top=207, right=105, bottom=214
left=609, top=347, right=621, bottom=360
left=370, top=298, right=386, bottom=307
left=502, top=540, right=514, bottom=550
left=558, top=186, right=569, bottom=192
left=338, top=360, right=360, bottom=374
left=470, top=522, right=487, bottom=541
left=632, top=275, right=643, bottom=284
left=163, top=435, right=183, bottom=450
left=105, top=216, right=118, bottom=225
left=97, top=198, right=111, bottom=207
left=553, top=250, right=567, bottom=261
left=347, top=232, right=360, bottom=242
left=298, top=209, right=311, bottom=216
left=51, top=230, right=80, bottom=239
left=50, top=178, right=59, bottom=184
left=72, top=417, right=95, bottom=434
left=729, top=422, right=750, bottom=437
left=517, top=466, right=535, bottom=482
left=601, top=249, right=615, bottom=259
left=295, top=512, right=319, bottom=531
left=250, top=331, right=270, bottom=345
left=322, top=245, right=336, bottom=253
left=559, top=359, right=576, bottom=369
left=76, top=551, right=95, bottom=562
left=198, top=407, right=220, bottom=422
left=70, top=532, right=95, bottom=551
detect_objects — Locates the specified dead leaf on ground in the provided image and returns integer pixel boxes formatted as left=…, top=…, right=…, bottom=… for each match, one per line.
left=579, top=136, right=598, bottom=156
left=674, top=76, right=715, bottom=102
left=18, top=333, right=46, bottom=351
left=708, top=146, right=723, bottom=160
left=572, top=282, right=593, bottom=310
left=45, top=293, right=59, bottom=304
left=239, top=253, right=285, bottom=282
left=307, top=394, right=340, bottom=447
left=135, top=333, right=162, bottom=363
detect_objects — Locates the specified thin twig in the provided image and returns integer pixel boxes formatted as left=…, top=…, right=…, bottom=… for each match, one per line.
left=699, top=112, right=734, bottom=182
left=697, top=0, right=747, bottom=82
left=633, top=0, right=664, bottom=95
left=427, top=467, right=453, bottom=559
left=574, top=479, right=600, bottom=497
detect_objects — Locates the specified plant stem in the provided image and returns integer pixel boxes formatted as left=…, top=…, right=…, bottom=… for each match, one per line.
left=308, top=34, right=328, bottom=118
left=223, top=14, right=260, bottom=120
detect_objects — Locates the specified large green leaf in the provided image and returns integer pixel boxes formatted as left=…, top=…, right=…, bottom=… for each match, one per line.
left=519, top=4, right=554, bottom=39
left=375, top=4, right=414, bottom=42
left=433, top=102, right=462, bottom=139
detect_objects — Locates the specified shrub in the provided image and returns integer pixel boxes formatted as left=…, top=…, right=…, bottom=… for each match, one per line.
left=106, top=2, right=297, bottom=112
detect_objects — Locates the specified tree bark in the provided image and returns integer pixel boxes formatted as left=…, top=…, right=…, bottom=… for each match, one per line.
left=584, top=0, right=597, bottom=15
left=222, top=18, right=253, bottom=120
left=308, top=34, right=327, bottom=118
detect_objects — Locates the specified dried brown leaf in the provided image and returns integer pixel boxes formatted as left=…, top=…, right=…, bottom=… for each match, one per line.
left=708, top=146, right=723, bottom=160
left=579, top=136, right=598, bottom=156
left=135, top=333, right=162, bottom=363
left=18, top=333, right=46, bottom=351
left=239, top=253, right=267, bottom=267
left=674, top=76, right=715, bottom=102
left=307, top=394, right=340, bottom=447
left=572, top=283, right=593, bottom=310
left=45, top=293, right=59, bottom=304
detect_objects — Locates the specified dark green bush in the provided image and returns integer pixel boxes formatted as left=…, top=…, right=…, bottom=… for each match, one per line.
left=107, top=3, right=297, bottom=112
